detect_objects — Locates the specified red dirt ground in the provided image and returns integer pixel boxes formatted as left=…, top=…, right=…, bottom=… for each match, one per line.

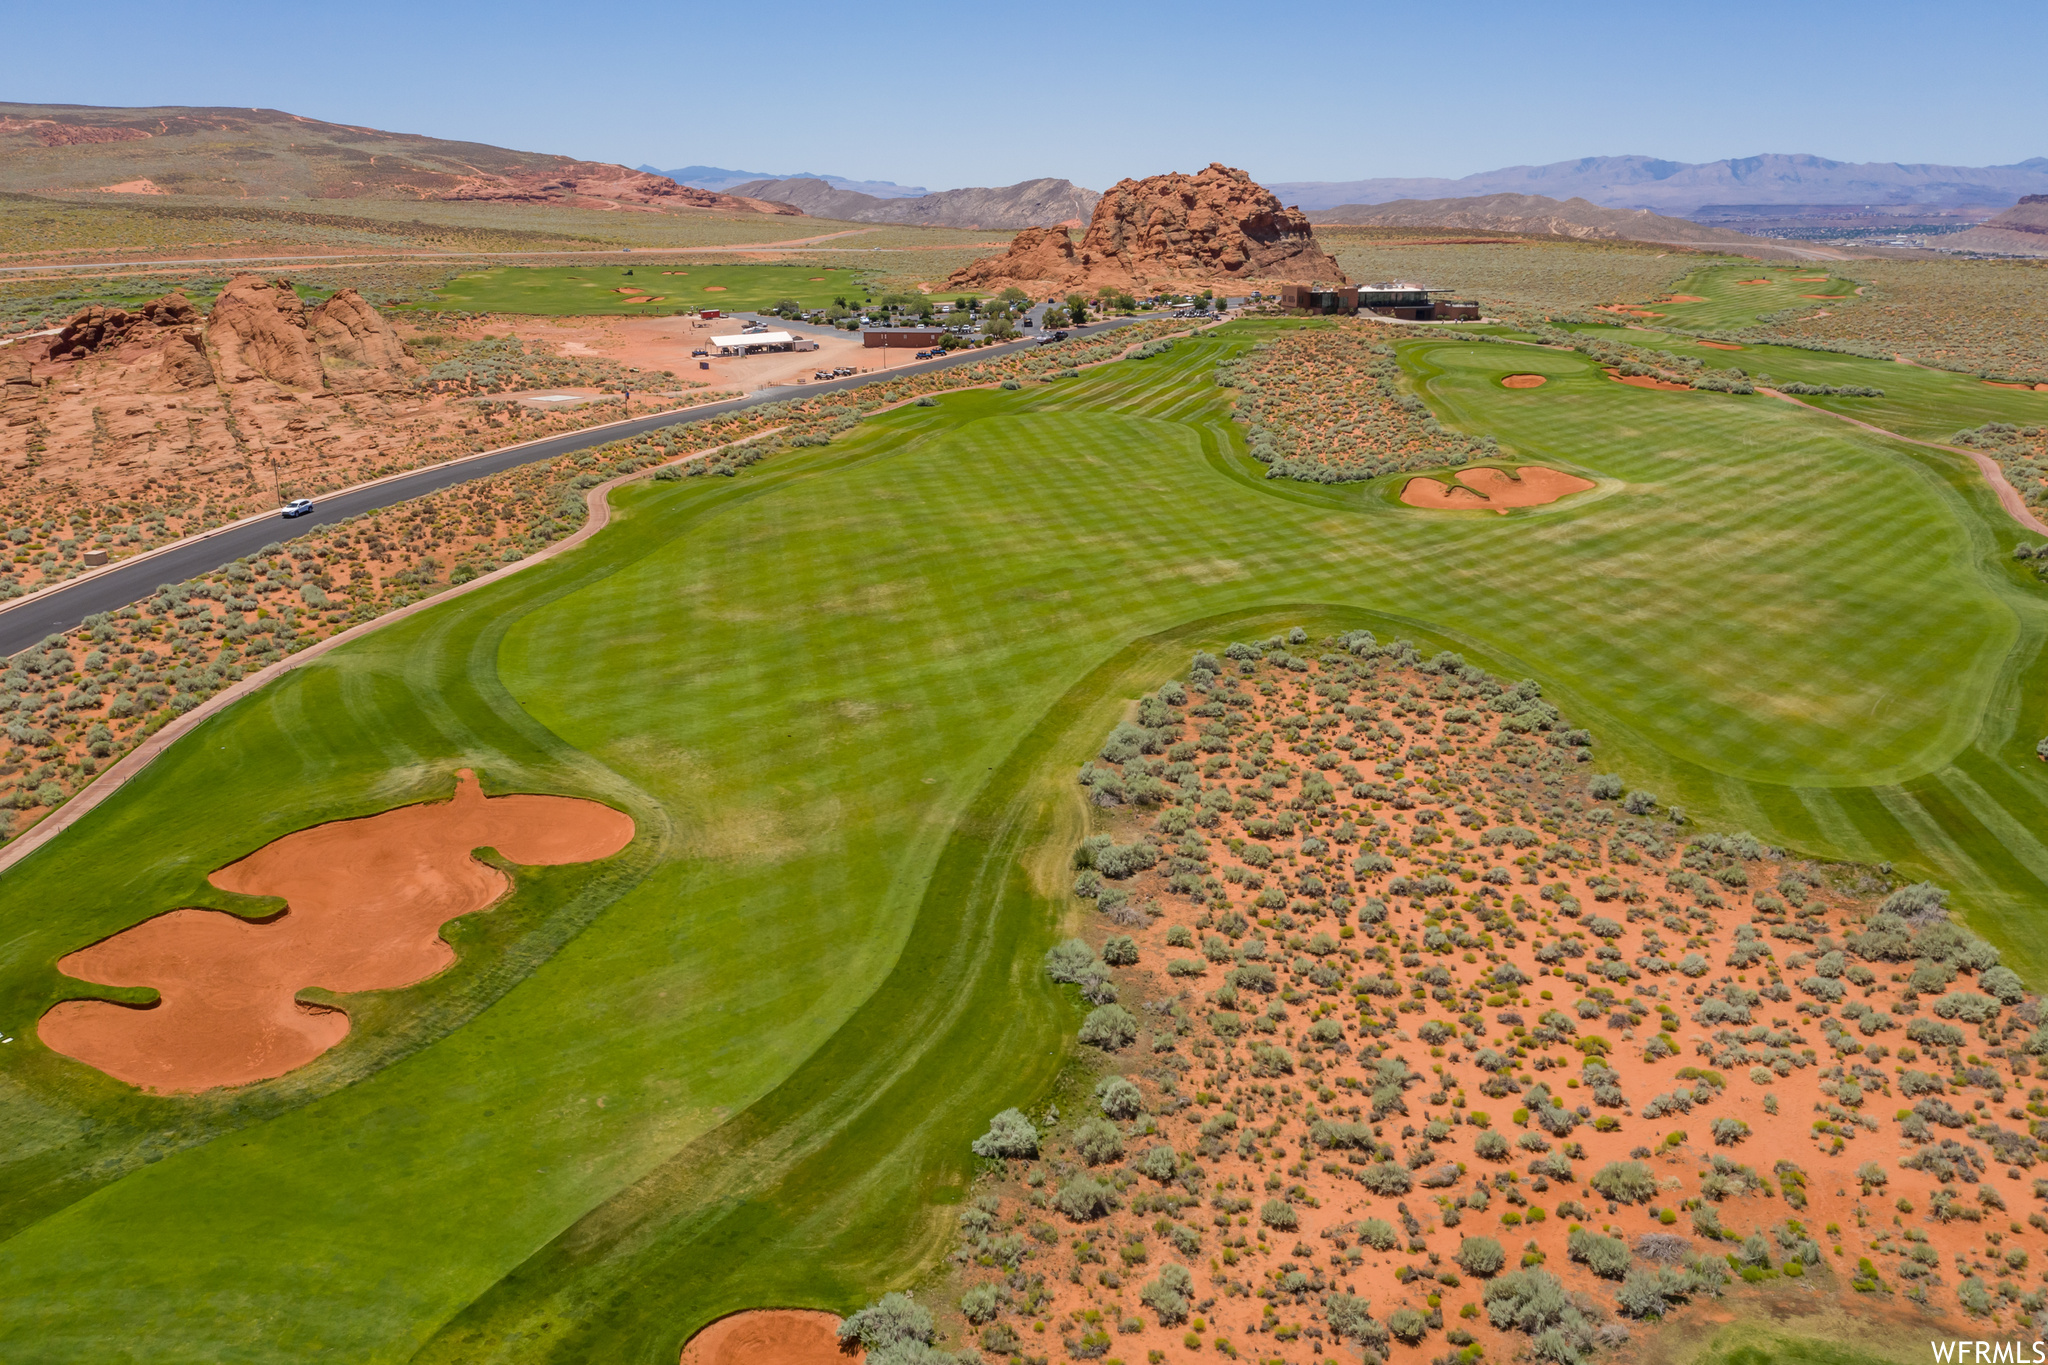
left=1604, top=368, right=1693, bottom=392
left=38, top=769, right=634, bottom=1092
left=1500, top=375, right=1548, bottom=389
left=1401, top=466, right=1595, bottom=514
left=1985, top=382, right=2048, bottom=392
left=968, top=648, right=2043, bottom=1365
left=679, top=1310, right=852, bottom=1365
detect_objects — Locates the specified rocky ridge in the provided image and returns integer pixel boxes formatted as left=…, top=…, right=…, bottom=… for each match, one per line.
left=947, top=164, right=1344, bottom=292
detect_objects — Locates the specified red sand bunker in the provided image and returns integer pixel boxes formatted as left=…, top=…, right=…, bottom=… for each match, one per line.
left=39, top=770, right=634, bottom=1092
left=680, top=1310, right=851, bottom=1365
left=1986, top=380, right=2048, bottom=392
left=1401, top=465, right=1595, bottom=514
left=1665, top=293, right=1708, bottom=302
left=1697, top=339, right=1744, bottom=350
left=1604, top=367, right=1693, bottom=391
left=1499, top=374, right=1547, bottom=389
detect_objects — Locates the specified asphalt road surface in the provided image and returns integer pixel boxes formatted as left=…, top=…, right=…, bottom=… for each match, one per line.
left=0, top=312, right=1165, bottom=656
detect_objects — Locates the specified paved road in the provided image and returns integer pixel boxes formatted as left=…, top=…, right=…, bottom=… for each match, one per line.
left=0, top=314, right=1157, bottom=656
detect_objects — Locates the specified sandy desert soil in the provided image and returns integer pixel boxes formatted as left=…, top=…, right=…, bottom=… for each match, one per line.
left=39, top=768, right=633, bottom=1090
left=679, top=1310, right=853, bottom=1365
left=1401, top=466, right=1595, bottom=513
left=944, top=641, right=2047, bottom=1365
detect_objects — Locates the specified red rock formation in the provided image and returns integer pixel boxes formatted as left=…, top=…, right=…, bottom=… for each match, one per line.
left=201, top=277, right=417, bottom=393
left=206, top=277, right=324, bottom=389
left=1079, top=163, right=1342, bottom=284
left=946, top=163, right=1343, bottom=291
left=945, top=225, right=1079, bottom=291
left=305, top=289, right=420, bottom=394
left=436, top=164, right=801, bottom=215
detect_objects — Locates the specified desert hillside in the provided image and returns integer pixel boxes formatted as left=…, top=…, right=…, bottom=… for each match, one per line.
left=722, top=176, right=1099, bottom=229
left=0, top=103, right=797, bottom=214
left=1946, top=197, right=2048, bottom=257
left=1310, top=194, right=1828, bottom=258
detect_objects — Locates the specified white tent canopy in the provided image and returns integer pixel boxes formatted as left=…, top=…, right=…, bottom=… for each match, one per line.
left=709, top=331, right=795, bottom=352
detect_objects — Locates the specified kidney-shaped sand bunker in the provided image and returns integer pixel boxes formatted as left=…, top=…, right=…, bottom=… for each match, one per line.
left=39, top=769, right=634, bottom=1093
left=1400, top=465, right=1595, bottom=514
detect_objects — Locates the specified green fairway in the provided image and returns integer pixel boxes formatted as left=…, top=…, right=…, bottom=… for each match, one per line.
left=407, top=262, right=882, bottom=315
left=1621, top=261, right=1859, bottom=332
left=5, top=319, right=2048, bottom=1361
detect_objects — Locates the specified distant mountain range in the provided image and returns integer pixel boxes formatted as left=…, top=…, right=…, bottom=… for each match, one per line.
left=1271, top=154, right=2048, bottom=214
left=720, top=177, right=1100, bottom=230
left=638, top=165, right=927, bottom=199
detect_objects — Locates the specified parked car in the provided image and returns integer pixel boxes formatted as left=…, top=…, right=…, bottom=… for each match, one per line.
left=281, top=499, right=315, bottom=519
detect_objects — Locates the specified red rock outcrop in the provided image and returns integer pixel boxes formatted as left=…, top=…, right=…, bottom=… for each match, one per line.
left=206, top=277, right=324, bottom=389
left=947, top=163, right=1343, bottom=291
left=945, top=225, right=1079, bottom=290
left=305, top=289, right=420, bottom=393
left=201, top=277, right=417, bottom=393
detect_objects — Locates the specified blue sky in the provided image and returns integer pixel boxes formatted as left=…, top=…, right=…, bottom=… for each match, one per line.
left=10, top=0, right=2045, bottom=190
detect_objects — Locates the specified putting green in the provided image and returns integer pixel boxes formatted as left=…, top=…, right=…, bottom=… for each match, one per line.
left=3, top=322, right=2047, bottom=1361
left=407, top=262, right=884, bottom=315
left=1600, top=262, right=1858, bottom=332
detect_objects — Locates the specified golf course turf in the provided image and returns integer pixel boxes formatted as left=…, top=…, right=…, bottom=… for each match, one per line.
left=4, top=314, right=2048, bottom=1361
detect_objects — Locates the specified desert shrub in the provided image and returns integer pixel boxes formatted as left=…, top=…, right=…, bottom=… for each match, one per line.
left=972, top=1108, right=1039, bottom=1159
left=1102, top=935, right=1139, bottom=966
left=1710, top=1117, right=1750, bottom=1146
left=1483, top=1268, right=1576, bottom=1337
left=1327, top=1291, right=1387, bottom=1347
left=1139, top=1263, right=1193, bottom=1324
left=1135, top=1144, right=1179, bottom=1182
left=1475, top=1132, right=1510, bottom=1161
left=1079, top=1004, right=1138, bottom=1050
left=1053, top=1174, right=1118, bottom=1222
left=1359, top=1217, right=1399, bottom=1251
left=1569, top=1227, right=1632, bottom=1279
left=1388, top=1308, right=1430, bottom=1343
left=1045, top=938, right=1097, bottom=983
left=1072, top=1117, right=1125, bottom=1166
left=1614, top=1267, right=1684, bottom=1320
left=960, top=1282, right=1006, bottom=1324
left=839, top=1293, right=936, bottom=1352
left=1260, top=1199, right=1299, bottom=1231
left=1095, top=1074, right=1143, bottom=1119
left=1361, top=1162, right=1413, bottom=1196
left=1589, top=774, right=1623, bottom=800
left=1591, top=1160, right=1657, bottom=1204
left=1457, top=1236, right=1507, bottom=1277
